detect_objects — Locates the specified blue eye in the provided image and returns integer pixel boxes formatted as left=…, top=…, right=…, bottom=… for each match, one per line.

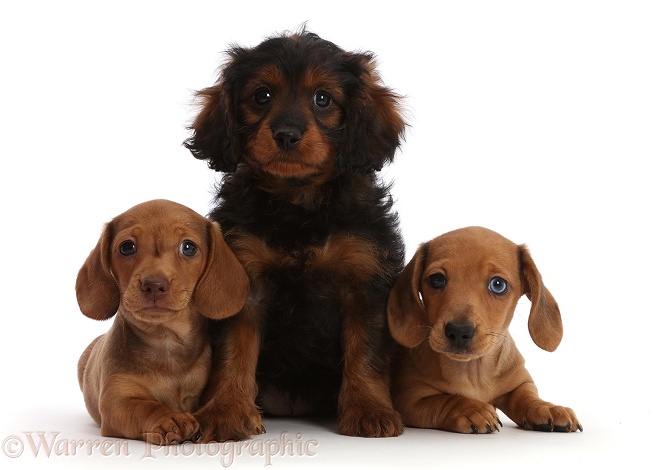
left=488, top=277, right=508, bottom=295
left=119, top=241, right=136, bottom=256
left=427, top=273, right=446, bottom=290
left=180, top=240, right=198, bottom=257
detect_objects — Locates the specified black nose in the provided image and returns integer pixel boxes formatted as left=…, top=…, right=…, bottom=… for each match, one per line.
left=273, top=127, right=302, bottom=150
left=444, top=322, right=476, bottom=348
left=141, top=276, right=169, bottom=302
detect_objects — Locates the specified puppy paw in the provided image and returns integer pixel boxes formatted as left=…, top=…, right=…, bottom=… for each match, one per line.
left=144, top=412, right=200, bottom=445
left=338, top=405, right=404, bottom=437
left=521, top=404, right=583, bottom=432
left=444, top=398, right=502, bottom=434
left=196, top=403, right=265, bottom=442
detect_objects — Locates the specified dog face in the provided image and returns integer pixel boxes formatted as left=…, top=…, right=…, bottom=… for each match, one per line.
left=184, top=28, right=405, bottom=182
left=387, top=226, right=563, bottom=359
left=76, top=199, right=249, bottom=323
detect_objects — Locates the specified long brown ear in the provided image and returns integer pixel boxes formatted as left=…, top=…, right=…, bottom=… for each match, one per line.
left=75, top=222, right=120, bottom=320
left=520, top=245, right=563, bottom=352
left=387, top=244, right=429, bottom=348
left=194, top=221, right=249, bottom=319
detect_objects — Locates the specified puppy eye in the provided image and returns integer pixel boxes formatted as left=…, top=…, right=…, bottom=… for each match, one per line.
left=180, top=240, right=198, bottom=257
left=119, top=241, right=136, bottom=256
left=254, top=88, right=271, bottom=105
left=488, top=277, right=508, bottom=295
left=427, top=273, right=446, bottom=290
left=313, top=90, right=332, bottom=108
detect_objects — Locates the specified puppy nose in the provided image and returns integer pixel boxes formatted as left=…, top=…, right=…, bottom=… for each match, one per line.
left=273, top=127, right=302, bottom=150
left=141, top=276, right=169, bottom=302
left=444, top=322, right=476, bottom=348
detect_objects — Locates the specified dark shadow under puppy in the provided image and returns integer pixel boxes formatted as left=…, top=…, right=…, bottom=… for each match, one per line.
left=185, top=28, right=407, bottom=441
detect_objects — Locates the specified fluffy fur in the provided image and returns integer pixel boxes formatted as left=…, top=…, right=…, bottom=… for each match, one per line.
left=185, top=28, right=406, bottom=441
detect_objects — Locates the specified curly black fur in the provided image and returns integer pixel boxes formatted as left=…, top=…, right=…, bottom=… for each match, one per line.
left=214, top=170, right=404, bottom=413
left=186, top=28, right=406, bottom=431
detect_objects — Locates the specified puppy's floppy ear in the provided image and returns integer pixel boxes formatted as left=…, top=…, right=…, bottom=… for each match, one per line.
left=340, top=52, right=406, bottom=173
left=193, top=221, right=249, bottom=319
left=519, top=245, right=563, bottom=352
left=387, top=244, right=429, bottom=348
left=76, top=222, right=120, bottom=320
left=184, top=54, right=242, bottom=172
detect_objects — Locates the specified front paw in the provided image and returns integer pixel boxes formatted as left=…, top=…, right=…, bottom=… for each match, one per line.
left=144, top=412, right=200, bottom=445
left=521, top=404, right=583, bottom=432
left=338, top=405, right=404, bottom=437
left=196, top=403, right=265, bottom=442
left=443, top=397, right=502, bottom=434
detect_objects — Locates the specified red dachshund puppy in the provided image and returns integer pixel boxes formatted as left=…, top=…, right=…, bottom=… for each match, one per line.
left=185, top=28, right=406, bottom=440
left=388, top=227, right=582, bottom=433
left=76, top=200, right=249, bottom=444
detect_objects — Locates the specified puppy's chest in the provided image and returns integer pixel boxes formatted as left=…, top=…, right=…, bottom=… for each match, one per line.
left=229, top=230, right=385, bottom=286
left=146, top=344, right=211, bottom=413
left=413, top=349, right=520, bottom=403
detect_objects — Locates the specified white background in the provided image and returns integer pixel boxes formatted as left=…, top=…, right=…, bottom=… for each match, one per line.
left=1, top=1, right=651, bottom=468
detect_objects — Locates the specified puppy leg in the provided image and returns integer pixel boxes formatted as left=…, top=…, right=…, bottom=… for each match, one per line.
left=397, top=392, right=502, bottom=434
left=195, top=309, right=265, bottom=442
left=338, top=304, right=403, bottom=437
left=100, top=380, right=200, bottom=445
left=78, top=336, right=103, bottom=425
left=495, top=382, right=582, bottom=432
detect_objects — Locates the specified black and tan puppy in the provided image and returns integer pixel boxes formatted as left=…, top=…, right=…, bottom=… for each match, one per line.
left=185, top=28, right=406, bottom=440
left=76, top=199, right=249, bottom=445
left=388, top=226, right=582, bottom=434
